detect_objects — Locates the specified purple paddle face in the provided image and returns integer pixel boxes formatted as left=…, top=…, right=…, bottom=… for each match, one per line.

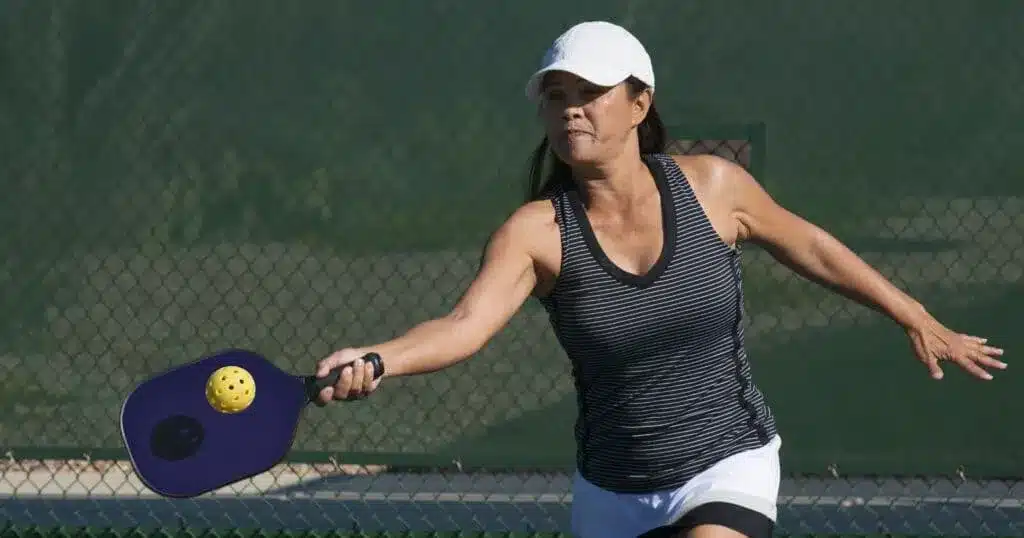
left=119, top=349, right=308, bottom=498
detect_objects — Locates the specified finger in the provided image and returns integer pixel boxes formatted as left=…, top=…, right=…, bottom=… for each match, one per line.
left=315, top=357, right=334, bottom=378
left=317, top=386, right=334, bottom=406
left=926, top=358, right=944, bottom=380
left=336, top=364, right=355, bottom=398
left=362, top=359, right=377, bottom=393
left=316, top=352, right=345, bottom=377
left=979, top=345, right=1005, bottom=357
left=349, top=359, right=366, bottom=397
left=962, top=335, right=988, bottom=345
left=955, top=357, right=993, bottom=380
left=972, top=350, right=1007, bottom=370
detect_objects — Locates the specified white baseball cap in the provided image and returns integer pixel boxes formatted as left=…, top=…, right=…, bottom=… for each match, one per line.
left=524, top=21, right=655, bottom=101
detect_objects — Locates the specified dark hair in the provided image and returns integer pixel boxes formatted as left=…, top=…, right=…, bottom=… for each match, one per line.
left=526, top=77, right=667, bottom=202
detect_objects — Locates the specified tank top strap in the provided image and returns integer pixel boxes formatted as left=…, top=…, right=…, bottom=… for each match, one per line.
left=650, top=152, right=737, bottom=262
left=540, top=180, right=592, bottom=294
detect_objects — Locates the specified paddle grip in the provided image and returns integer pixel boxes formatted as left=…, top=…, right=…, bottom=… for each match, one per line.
left=313, top=352, right=385, bottom=394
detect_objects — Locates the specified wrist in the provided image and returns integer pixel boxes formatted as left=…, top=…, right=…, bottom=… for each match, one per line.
left=356, top=343, right=403, bottom=378
left=894, top=299, right=931, bottom=331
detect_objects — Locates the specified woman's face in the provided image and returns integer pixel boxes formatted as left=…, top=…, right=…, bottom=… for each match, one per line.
left=538, top=71, right=650, bottom=167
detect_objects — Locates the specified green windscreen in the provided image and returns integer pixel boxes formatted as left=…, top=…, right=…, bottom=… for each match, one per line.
left=2, top=0, right=1022, bottom=485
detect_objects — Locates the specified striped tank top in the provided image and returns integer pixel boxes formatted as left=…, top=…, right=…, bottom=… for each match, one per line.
left=537, top=153, right=777, bottom=494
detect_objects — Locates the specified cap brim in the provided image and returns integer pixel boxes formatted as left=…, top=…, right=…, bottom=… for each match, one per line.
left=524, top=61, right=630, bottom=100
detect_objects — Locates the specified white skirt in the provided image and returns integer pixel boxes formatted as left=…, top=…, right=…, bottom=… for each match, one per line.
left=570, top=435, right=783, bottom=538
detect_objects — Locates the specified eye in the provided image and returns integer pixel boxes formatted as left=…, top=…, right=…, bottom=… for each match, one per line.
left=543, top=88, right=567, bottom=102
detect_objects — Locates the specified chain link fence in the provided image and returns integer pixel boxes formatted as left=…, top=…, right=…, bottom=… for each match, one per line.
left=3, top=457, right=1024, bottom=535
left=3, top=1, right=1024, bottom=537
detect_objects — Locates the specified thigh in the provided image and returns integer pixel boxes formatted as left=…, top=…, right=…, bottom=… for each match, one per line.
left=637, top=502, right=775, bottom=538
left=637, top=524, right=747, bottom=538
left=685, top=524, right=764, bottom=538
left=641, top=524, right=761, bottom=538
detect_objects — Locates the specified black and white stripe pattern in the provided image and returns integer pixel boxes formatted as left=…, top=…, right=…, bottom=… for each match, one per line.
left=537, top=153, right=777, bottom=494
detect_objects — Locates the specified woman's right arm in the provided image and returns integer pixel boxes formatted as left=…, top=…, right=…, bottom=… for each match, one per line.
left=315, top=204, right=546, bottom=402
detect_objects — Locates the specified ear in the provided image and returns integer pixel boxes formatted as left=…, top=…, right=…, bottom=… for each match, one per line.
left=631, top=89, right=653, bottom=127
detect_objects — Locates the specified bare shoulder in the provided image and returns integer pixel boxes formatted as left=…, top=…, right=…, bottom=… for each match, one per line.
left=670, top=154, right=759, bottom=205
left=671, top=154, right=796, bottom=245
left=669, top=154, right=774, bottom=247
left=507, top=199, right=557, bottom=228
left=487, top=199, right=561, bottom=295
left=483, top=199, right=559, bottom=265
left=491, top=199, right=557, bottom=249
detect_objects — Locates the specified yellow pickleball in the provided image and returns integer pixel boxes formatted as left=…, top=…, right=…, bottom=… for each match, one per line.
left=205, top=366, right=255, bottom=413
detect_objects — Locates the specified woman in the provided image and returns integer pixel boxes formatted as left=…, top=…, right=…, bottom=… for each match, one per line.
left=314, top=21, right=1006, bottom=538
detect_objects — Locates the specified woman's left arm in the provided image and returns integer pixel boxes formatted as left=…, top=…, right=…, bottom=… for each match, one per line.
left=715, top=157, right=1006, bottom=381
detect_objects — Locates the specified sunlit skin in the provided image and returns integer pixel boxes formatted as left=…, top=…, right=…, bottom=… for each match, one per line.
left=538, top=72, right=654, bottom=191
left=313, top=69, right=1007, bottom=400
left=538, top=72, right=649, bottom=170
left=311, top=69, right=1007, bottom=538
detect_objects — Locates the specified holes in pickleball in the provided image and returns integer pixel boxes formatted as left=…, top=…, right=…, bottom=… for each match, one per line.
left=150, top=415, right=205, bottom=461
left=207, top=366, right=256, bottom=413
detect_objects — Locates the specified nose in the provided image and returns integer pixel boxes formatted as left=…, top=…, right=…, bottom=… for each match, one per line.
left=561, top=104, right=584, bottom=121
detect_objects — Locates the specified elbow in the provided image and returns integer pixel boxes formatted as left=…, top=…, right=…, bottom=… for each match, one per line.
left=771, top=227, right=841, bottom=283
left=809, top=230, right=839, bottom=268
left=463, top=337, right=488, bottom=358
left=806, top=228, right=874, bottom=288
left=815, top=229, right=859, bottom=270
left=443, top=309, right=490, bottom=359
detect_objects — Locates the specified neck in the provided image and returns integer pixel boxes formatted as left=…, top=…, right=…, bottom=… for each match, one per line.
left=573, top=146, right=655, bottom=209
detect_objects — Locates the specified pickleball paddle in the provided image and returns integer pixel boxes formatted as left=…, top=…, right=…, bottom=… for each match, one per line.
left=119, top=348, right=383, bottom=498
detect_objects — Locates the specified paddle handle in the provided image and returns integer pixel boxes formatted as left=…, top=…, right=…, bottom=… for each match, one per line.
left=308, top=352, right=385, bottom=399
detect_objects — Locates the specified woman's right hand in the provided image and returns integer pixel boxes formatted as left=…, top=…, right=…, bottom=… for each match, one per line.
left=314, top=348, right=383, bottom=405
